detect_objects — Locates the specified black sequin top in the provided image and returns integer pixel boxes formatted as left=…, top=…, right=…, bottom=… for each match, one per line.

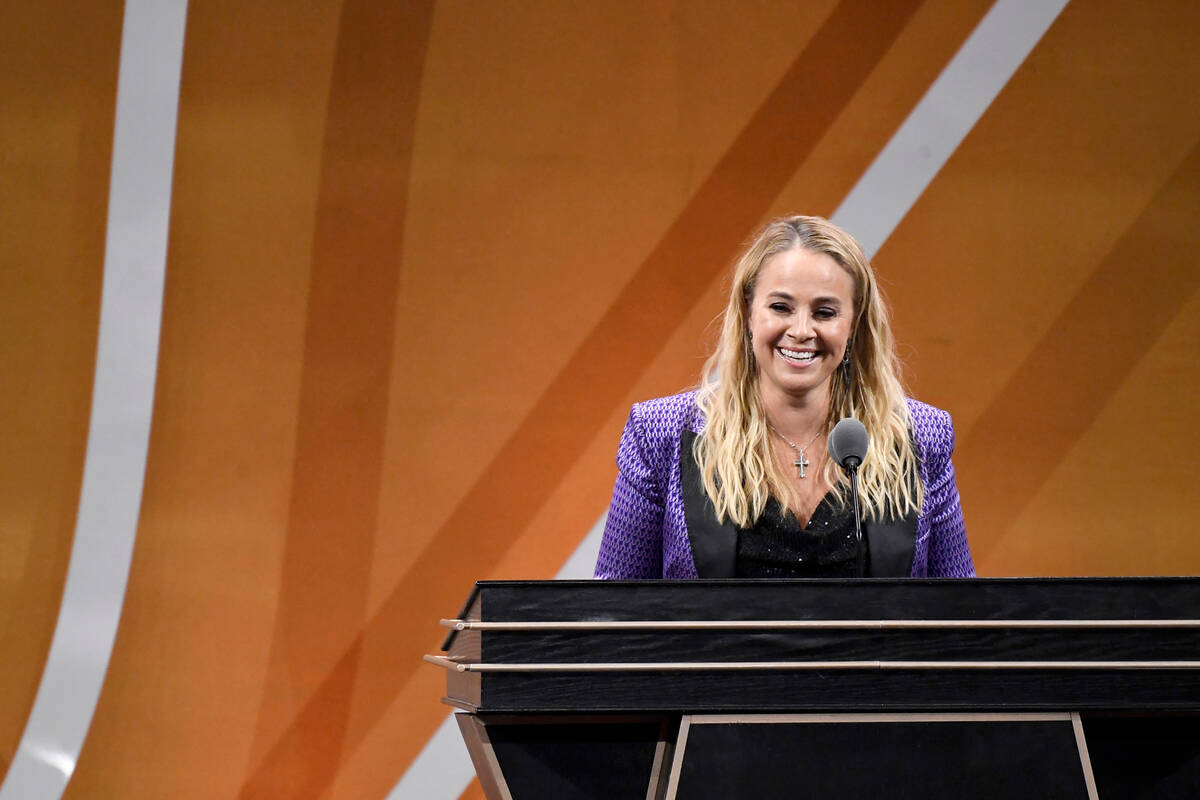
left=735, top=492, right=860, bottom=578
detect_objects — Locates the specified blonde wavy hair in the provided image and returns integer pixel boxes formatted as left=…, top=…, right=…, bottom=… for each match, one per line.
left=694, top=215, right=921, bottom=527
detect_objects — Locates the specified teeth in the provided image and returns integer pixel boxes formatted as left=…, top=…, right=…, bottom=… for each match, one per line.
left=779, top=348, right=816, bottom=361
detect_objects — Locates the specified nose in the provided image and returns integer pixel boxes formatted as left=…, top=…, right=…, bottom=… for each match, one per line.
left=787, top=313, right=812, bottom=341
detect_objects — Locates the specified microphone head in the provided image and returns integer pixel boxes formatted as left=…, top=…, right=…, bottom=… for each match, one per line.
left=828, top=417, right=869, bottom=468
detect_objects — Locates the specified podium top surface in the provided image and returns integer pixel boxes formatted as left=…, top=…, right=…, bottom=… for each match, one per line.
left=443, top=577, right=1200, bottom=650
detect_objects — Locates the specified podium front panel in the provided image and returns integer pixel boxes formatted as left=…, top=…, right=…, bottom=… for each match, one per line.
left=668, top=714, right=1093, bottom=800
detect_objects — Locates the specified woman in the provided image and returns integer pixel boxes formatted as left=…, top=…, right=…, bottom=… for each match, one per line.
left=594, top=216, right=973, bottom=579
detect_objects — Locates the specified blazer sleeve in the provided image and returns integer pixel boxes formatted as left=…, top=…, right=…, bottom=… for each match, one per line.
left=923, top=409, right=976, bottom=578
left=594, top=404, right=666, bottom=579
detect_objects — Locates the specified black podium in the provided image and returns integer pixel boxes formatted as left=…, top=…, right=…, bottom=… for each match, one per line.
left=426, top=578, right=1200, bottom=799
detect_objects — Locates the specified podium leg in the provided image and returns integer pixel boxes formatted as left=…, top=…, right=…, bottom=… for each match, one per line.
left=455, top=713, right=512, bottom=800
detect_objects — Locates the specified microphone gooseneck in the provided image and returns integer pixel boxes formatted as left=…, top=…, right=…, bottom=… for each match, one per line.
left=828, top=418, right=869, bottom=577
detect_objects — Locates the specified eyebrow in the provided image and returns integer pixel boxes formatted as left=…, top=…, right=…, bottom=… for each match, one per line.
left=766, top=290, right=844, bottom=305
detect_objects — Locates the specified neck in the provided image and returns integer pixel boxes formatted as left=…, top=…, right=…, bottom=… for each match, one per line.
left=757, top=379, right=831, bottom=439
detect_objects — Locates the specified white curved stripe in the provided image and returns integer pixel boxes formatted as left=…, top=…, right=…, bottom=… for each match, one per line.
left=0, top=1, right=188, bottom=797
left=832, top=0, right=1071, bottom=257
left=390, top=2, right=1072, bottom=797
left=553, top=510, right=608, bottom=581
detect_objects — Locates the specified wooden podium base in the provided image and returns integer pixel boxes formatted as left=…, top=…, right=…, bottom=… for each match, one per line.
left=458, top=712, right=1098, bottom=800
left=457, top=711, right=1200, bottom=800
left=433, top=580, right=1200, bottom=799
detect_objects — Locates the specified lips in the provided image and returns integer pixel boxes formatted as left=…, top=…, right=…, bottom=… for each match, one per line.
left=777, top=346, right=819, bottom=366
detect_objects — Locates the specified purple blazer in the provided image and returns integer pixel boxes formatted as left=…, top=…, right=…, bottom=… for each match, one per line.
left=594, top=391, right=974, bottom=579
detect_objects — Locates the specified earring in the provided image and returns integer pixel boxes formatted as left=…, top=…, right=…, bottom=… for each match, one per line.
left=841, top=338, right=853, bottom=391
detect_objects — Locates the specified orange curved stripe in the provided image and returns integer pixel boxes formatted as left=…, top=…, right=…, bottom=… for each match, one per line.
left=235, top=2, right=436, bottom=798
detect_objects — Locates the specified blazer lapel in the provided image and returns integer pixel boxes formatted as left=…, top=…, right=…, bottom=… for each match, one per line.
left=679, top=430, right=737, bottom=578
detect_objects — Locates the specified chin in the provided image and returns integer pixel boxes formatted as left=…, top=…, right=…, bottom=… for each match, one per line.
left=768, top=373, right=834, bottom=398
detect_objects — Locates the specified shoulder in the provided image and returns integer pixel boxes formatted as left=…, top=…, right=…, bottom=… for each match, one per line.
left=615, top=391, right=703, bottom=487
left=629, top=390, right=705, bottom=439
left=904, top=397, right=955, bottom=464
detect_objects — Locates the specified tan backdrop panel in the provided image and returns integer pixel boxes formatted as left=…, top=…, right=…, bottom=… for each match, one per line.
left=876, top=0, right=1200, bottom=574
left=67, top=1, right=343, bottom=797
left=0, top=0, right=121, bottom=783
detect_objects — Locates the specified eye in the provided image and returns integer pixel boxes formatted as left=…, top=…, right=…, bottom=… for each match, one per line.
left=769, top=302, right=791, bottom=313
left=813, top=306, right=838, bottom=319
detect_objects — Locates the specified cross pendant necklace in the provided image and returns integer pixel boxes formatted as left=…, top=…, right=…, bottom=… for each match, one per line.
left=767, top=423, right=822, bottom=479
left=793, top=452, right=810, bottom=479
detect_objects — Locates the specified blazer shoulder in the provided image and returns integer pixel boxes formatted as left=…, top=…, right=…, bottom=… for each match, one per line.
left=905, top=397, right=955, bottom=461
left=630, top=390, right=705, bottom=444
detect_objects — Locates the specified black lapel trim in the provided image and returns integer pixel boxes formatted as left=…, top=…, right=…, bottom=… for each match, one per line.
left=864, top=431, right=919, bottom=576
left=679, top=430, right=737, bottom=578
left=863, top=510, right=916, bottom=577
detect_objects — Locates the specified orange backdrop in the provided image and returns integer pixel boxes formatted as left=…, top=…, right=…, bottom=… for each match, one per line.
left=1, top=0, right=1198, bottom=798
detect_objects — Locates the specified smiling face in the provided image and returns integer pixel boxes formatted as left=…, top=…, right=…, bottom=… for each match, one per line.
left=747, top=246, right=856, bottom=405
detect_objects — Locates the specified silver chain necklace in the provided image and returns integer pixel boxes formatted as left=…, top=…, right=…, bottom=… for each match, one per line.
left=768, top=423, right=822, bottom=479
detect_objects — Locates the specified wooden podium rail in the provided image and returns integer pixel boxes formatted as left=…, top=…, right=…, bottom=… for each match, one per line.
left=426, top=578, right=1200, bottom=799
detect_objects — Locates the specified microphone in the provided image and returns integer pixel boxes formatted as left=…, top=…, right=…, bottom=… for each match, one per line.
left=828, top=418, right=869, bottom=577
left=828, top=418, right=868, bottom=469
